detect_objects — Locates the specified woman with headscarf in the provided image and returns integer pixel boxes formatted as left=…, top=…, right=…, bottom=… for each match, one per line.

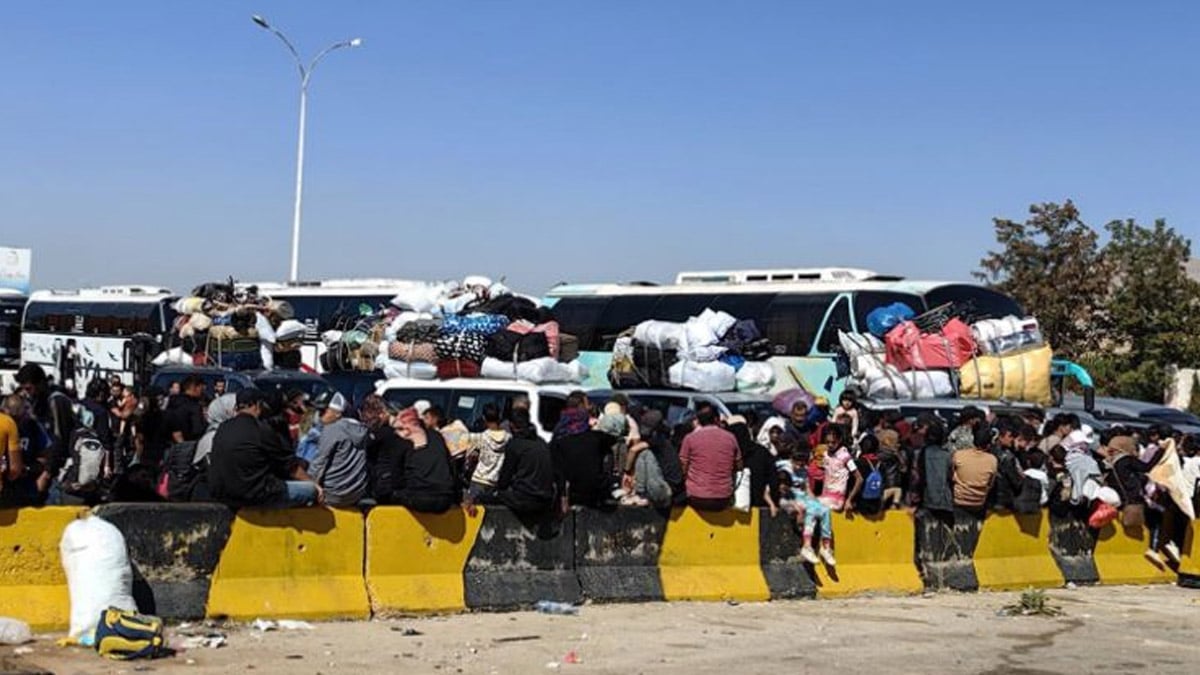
left=170, top=392, right=237, bottom=502
left=390, top=407, right=458, bottom=513
left=550, top=405, right=614, bottom=508
left=727, top=415, right=778, bottom=512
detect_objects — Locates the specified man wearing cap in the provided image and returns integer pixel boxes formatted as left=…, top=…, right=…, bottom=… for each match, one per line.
left=311, top=392, right=369, bottom=507
left=209, top=389, right=321, bottom=508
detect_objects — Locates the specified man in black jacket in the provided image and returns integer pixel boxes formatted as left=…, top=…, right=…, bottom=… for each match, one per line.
left=165, top=375, right=207, bottom=445
left=989, top=417, right=1026, bottom=512
left=358, top=394, right=406, bottom=504
left=14, top=363, right=76, bottom=497
left=208, top=389, right=320, bottom=508
left=494, top=408, right=555, bottom=515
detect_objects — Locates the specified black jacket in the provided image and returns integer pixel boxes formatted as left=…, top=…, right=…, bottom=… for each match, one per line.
left=165, top=395, right=206, bottom=442
left=208, top=414, right=291, bottom=507
left=393, top=431, right=457, bottom=501
left=550, top=430, right=612, bottom=507
left=366, top=424, right=407, bottom=503
left=989, top=446, right=1024, bottom=511
left=497, top=429, right=555, bottom=503
left=730, top=423, right=776, bottom=507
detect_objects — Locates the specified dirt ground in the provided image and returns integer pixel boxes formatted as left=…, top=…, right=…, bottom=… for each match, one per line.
left=7, top=585, right=1200, bottom=675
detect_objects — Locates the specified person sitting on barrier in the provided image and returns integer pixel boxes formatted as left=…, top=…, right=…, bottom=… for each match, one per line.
left=678, top=404, right=742, bottom=512
left=907, top=413, right=952, bottom=514
left=947, top=406, right=986, bottom=456
left=951, top=425, right=998, bottom=517
left=635, top=409, right=686, bottom=506
left=1135, top=424, right=1185, bottom=565
left=310, top=392, right=369, bottom=507
left=492, top=408, right=556, bottom=516
left=551, top=394, right=615, bottom=509
left=781, top=400, right=813, bottom=448
left=1016, top=449, right=1050, bottom=512
left=988, top=417, right=1026, bottom=512
left=818, top=424, right=860, bottom=513
left=209, top=389, right=322, bottom=509
left=775, top=442, right=835, bottom=566
left=461, top=404, right=513, bottom=507
left=356, top=394, right=404, bottom=505
left=853, top=434, right=883, bottom=515
left=727, top=415, right=778, bottom=512
left=875, top=429, right=906, bottom=510
left=391, top=407, right=459, bottom=513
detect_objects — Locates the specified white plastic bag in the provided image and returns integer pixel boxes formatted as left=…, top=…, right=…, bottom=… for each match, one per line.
left=733, top=468, right=752, bottom=512
left=668, top=360, right=737, bottom=392
left=735, top=362, right=775, bottom=393
left=60, top=517, right=137, bottom=640
left=481, top=357, right=588, bottom=384
left=150, top=347, right=191, bottom=367
left=275, top=319, right=307, bottom=342
left=633, top=320, right=688, bottom=350
left=381, top=359, right=437, bottom=380
left=839, top=331, right=885, bottom=358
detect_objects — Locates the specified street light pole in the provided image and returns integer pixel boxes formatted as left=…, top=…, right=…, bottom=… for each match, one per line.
left=252, top=14, right=362, bottom=283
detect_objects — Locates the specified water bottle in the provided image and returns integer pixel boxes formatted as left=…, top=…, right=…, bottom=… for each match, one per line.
left=534, top=600, right=579, bottom=615
left=0, top=617, right=32, bottom=645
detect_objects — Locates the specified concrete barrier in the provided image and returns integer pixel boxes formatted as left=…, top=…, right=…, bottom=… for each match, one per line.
left=973, top=512, right=1063, bottom=590
left=812, top=511, right=922, bottom=598
left=0, top=507, right=85, bottom=631
left=464, top=507, right=580, bottom=609
left=758, top=509, right=818, bottom=600
left=1047, top=510, right=1099, bottom=586
left=1179, top=519, right=1200, bottom=588
left=574, top=507, right=668, bottom=602
left=207, top=507, right=369, bottom=620
left=94, top=503, right=233, bottom=620
left=1092, top=522, right=1176, bottom=585
left=915, top=509, right=981, bottom=591
left=657, top=508, right=769, bottom=602
left=365, top=506, right=483, bottom=614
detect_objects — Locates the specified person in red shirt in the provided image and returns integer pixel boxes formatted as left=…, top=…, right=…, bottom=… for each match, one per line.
left=679, top=405, right=742, bottom=511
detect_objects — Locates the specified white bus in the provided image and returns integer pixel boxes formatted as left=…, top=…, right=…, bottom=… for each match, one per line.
left=242, top=278, right=427, bottom=372
left=543, top=267, right=1026, bottom=398
left=0, top=290, right=26, bottom=392
left=20, top=286, right=177, bottom=391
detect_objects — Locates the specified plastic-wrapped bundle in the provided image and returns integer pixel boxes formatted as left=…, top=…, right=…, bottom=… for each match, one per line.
left=667, top=359, right=737, bottom=392
left=734, top=362, right=775, bottom=394
left=395, top=319, right=443, bottom=344
left=958, top=345, right=1053, bottom=405
left=441, top=313, right=510, bottom=336
left=387, top=341, right=438, bottom=363
left=972, top=316, right=1044, bottom=356
left=486, top=330, right=552, bottom=363
left=481, top=357, right=588, bottom=384
left=884, top=319, right=977, bottom=372
left=838, top=331, right=885, bottom=358
left=633, top=320, right=688, bottom=351
left=380, top=359, right=438, bottom=380
left=850, top=359, right=955, bottom=400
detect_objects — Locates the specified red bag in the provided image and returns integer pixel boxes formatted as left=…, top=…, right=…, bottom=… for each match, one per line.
left=1088, top=501, right=1119, bottom=529
left=507, top=320, right=562, bottom=358
left=436, top=359, right=481, bottom=380
left=885, top=318, right=977, bottom=372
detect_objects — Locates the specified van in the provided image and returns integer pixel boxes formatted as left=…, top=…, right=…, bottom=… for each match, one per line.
left=374, top=377, right=576, bottom=440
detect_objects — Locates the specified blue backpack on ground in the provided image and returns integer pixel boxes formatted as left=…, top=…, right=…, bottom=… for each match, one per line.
left=861, top=459, right=884, bottom=501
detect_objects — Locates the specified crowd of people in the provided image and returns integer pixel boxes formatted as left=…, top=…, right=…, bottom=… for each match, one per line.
left=2, top=364, right=1198, bottom=569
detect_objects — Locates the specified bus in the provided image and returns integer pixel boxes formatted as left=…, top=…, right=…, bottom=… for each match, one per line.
left=20, top=286, right=177, bottom=391
left=0, top=290, right=27, bottom=391
left=543, top=267, right=1027, bottom=399
left=243, top=278, right=427, bottom=373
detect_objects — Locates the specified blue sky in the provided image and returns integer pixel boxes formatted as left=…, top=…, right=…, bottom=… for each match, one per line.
left=2, top=2, right=1197, bottom=295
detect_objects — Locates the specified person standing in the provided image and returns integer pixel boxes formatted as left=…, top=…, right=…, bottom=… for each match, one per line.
left=165, top=375, right=207, bottom=446
left=14, top=364, right=76, bottom=500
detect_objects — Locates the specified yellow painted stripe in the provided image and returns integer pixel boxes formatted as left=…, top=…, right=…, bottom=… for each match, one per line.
left=974, top=512, right=1063, bottom=590
left=366, top=506, right=482, bottom=614
left=0, top=507, right=87, bottom=631
left=1177, top=519, right=1200, bottom=577
left=813, top=511, right=923, bottom=597
left=658, top=508, right=769, bottom=602
left=207, top=507, right=369, bottom=621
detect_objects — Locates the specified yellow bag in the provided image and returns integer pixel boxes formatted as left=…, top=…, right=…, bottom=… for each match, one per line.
left=958, top=345, right=1053, bottom=405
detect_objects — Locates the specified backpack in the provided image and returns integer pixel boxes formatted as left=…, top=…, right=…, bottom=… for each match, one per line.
left=94, top=607, right=169, bottom=660
left=1013, top=475, right=1044, bottom=514
left=60, top=427, right=107, bottom=493
left=861, top=459, right=884, bottom=501
left=161, top=441, right=201, bottom=502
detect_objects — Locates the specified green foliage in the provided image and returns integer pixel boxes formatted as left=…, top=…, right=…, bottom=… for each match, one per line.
left=976, top=201, right=1111, bottom=358
left=980, top=201, right=1200, bottom=402
left=1000, top=588, right=1064, bottom=617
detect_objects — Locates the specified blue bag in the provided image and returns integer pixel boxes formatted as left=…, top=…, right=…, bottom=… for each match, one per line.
left=865, top=302, right=915, bottom=338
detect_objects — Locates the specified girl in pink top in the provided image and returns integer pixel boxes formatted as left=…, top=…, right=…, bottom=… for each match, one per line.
left=818, top=425, right=862, bottom=512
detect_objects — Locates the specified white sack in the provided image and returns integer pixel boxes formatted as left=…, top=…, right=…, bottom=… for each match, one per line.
left=151, top=347, right=191, bottom=366
left=633, top=320, right=688, bottom=351
left=275, top=319, right=307, bottom=342
left=60, top=517, right=137, bottom=640
left=381, top=359, right=437, bottom=380
left=668, top=359, right=737, bottom=392
left=481, top=357, right=588, bottom=384
left=852, top=367, right=954, bottom=400
left=735, top=362, right=775, bottom=394
left=839, top=331, right=885, bottom=358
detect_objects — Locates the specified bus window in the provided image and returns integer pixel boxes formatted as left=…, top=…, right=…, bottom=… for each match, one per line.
left=711, top=294, right=775, bottom=327
left=761, top=294, right=837, bottom=356
left=652, top=295, right=711, bottom=322
left=550, top=297, right=609, bottom=351
left=595, top=296, right=660, bottom=350
left=924, top=284, right=1023, bottom=321
left=851, top=291, right=925, bottom=334
left=815, top=295, right=853, bottom=354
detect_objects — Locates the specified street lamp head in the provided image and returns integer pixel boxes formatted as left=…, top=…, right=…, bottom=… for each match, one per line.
left=252, top=14, right=271, bottom=30
left=349, top=38, right=364, bottom=47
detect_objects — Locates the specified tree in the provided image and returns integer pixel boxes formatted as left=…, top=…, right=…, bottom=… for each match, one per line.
left=975, top=201, right=1112, bottom=359
left=1086, top=218, right=1200, bottom=401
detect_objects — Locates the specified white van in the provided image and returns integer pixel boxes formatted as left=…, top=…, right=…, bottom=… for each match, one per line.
left=374, top=378, right=579, bottom=440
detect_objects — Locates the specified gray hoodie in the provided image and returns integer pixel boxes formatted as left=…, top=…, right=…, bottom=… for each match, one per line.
left=469, top=429, right=511, bottom=488
left=313, top=417, right=370, bottom=506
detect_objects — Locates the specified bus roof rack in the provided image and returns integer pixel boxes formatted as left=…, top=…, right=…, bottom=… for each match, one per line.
left=674, top=268, right=893, bottom=285
left=37, top=285, right=173, bottom=297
